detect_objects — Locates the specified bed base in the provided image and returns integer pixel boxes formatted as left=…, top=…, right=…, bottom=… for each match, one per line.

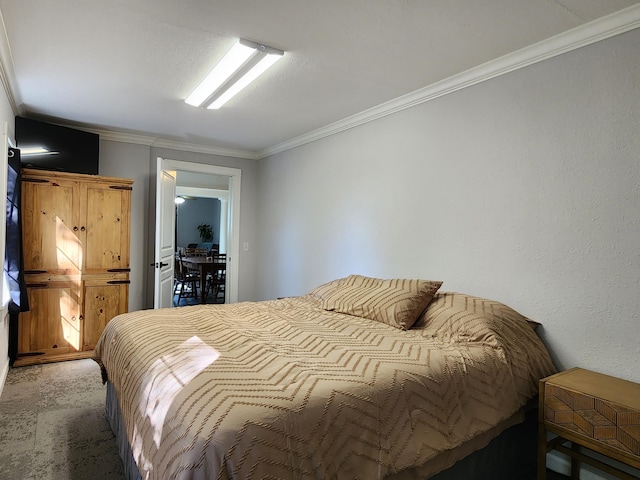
left=106, top=382, right=537, bottom=480
left=429, top=406, right=537, bottom=480
left=106, top=382, right=142, bottom=480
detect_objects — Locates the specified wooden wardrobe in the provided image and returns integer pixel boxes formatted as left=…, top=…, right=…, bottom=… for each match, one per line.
left=15, top=168, right=133, bottom=366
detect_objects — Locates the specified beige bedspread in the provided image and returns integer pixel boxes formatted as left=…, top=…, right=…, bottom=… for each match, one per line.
left=94, top=293, right=556, bottom=479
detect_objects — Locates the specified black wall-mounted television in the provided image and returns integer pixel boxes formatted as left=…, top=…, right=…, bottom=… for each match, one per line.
left=15, top=116, right=99, bottom=175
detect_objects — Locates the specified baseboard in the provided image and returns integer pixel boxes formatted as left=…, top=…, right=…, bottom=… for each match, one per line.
left=0, top=308, right=9, bottom=398
left=547, top=451, right=615, bottom=480
left=0, top=355, right=8, bottom=398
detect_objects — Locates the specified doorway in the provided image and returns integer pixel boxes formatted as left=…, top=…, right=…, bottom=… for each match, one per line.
left=153, top=158, right=241, bottom=308
left=175, top=180, right=228, bottom=256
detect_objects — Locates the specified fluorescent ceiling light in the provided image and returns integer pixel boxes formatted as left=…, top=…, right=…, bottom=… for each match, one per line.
left=185, top=38, right=284, bottom=109
left=184, top=42, right=255, bottom=107
left=208, top=54, right=282, bottom=109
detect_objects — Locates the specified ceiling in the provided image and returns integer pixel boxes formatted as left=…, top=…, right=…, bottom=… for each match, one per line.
left=0, top=0, right=638, bottom=158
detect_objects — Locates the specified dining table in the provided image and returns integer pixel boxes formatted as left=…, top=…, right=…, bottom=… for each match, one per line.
left=180, top=256, right=226, bottom=304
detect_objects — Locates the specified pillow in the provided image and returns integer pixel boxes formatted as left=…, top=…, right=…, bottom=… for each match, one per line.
left=321, top=274, right=442, bottom=330
left=412, top=291, right=542, bottom=342
left=306, top=277, right=347, bottom=301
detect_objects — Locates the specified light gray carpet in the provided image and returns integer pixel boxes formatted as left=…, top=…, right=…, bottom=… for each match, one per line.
left=0, top=359, right=124, bottom=480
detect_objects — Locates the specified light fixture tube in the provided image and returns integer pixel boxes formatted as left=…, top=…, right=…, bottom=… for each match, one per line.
left=185, top=38, right=284, bottom=109
left=207, top=53, right=282, bottom=109
left=185, top=41, right=256, bottom=107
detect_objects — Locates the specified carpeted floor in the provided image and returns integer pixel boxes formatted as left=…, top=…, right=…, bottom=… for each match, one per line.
left=0, top=359, right=124, bottom=480
left=0, top=358, right=571, bottom=480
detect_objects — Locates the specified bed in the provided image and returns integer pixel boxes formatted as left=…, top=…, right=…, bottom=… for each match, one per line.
left=93, top=275, right=557, bottom=479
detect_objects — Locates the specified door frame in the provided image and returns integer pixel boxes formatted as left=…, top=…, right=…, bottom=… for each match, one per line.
left=156, top=158, right=241, bottom=305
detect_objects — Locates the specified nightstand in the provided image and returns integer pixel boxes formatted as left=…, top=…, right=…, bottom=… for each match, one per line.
left=538, top=368, right=640, bottom=480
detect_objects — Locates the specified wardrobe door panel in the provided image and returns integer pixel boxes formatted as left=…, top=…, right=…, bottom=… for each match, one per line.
left=21, top=177, right=81, bottom=274
left=82, top=279, right=129, bottom=351
left=18, top=282, right=82, bottom=356
left=83, top=182, right=131, bottom=272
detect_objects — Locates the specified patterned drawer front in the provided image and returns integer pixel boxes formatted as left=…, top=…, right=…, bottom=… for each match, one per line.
left=544, top=384, right=640, bottom=456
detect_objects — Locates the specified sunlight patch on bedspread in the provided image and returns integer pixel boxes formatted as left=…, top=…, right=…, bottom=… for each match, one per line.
left=136, top=336, right=220, bottom=451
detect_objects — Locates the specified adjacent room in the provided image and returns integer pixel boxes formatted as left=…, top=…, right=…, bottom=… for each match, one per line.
left=0, top=2, right=639, bottom=479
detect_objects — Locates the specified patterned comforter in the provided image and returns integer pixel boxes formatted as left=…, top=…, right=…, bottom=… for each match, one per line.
left=94, top=292, right=556, bottom=479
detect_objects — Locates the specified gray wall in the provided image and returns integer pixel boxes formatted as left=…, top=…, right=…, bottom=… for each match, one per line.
left=256, top=29, right=640, bottom=384
left=176, top=198, right=221, bottom=247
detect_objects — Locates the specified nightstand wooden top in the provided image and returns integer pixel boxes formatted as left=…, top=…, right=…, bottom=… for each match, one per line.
left=542, top=367, right=640, bottom=411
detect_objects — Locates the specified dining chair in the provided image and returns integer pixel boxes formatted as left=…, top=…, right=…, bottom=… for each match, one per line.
left=184, top=247, right=208, bottom=257
left=205, top=253, right=226, bottom=303
left=175, top=253, right=200, bottom=304
left=174, top=256, right=196, bottom=305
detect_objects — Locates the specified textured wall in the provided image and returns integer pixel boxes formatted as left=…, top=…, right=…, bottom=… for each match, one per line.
left=257, top=29, right=640, bottom=383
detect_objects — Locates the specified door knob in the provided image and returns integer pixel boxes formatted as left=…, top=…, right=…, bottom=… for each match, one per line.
left=149, top=262, right=170, bottom=268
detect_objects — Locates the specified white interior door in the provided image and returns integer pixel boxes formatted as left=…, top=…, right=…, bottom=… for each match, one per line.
left=153, top=158, right=177, bottom=308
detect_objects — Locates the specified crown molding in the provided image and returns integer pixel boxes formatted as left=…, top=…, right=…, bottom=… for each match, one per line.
left=0, top=8, right=22, bottom=117
left=258, top=4, right=640, bottom=159
left=83, top=127, right=155, bottom=146
left=151, top=137, right=260, bottom=160
left=83, top=127, right=260, bottom=160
